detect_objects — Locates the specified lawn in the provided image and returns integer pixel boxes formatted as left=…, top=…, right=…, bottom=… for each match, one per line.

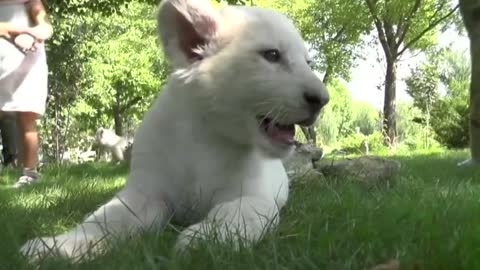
left=1, top=150, right=480, bottom=270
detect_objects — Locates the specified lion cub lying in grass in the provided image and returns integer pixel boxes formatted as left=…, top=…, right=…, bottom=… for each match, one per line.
left=20, top=0, right=329, bottom=262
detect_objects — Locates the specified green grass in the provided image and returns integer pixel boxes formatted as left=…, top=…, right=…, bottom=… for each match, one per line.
left=1, top=150, right=480, bottom=270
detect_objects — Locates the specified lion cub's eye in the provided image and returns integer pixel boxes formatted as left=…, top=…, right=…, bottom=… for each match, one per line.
left=261, top=49, right=281, bottom=63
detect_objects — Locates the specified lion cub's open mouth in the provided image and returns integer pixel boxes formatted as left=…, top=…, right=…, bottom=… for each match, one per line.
left=257, top=116, right=297, bottom=146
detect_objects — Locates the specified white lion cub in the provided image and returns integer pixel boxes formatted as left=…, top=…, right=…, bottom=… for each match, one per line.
left=20, top=0, right=329, bottom=262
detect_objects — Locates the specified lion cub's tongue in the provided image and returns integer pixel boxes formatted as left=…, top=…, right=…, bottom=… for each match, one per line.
left=266, top=124, right=295, bottom=145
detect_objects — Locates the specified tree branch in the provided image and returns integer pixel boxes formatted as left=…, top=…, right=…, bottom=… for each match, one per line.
left=332, top=26, right=346, bottom=42
left=384, top=20, right=396, bottom=48
left=426, top=1, right=447, bottom=24
left=397, top=3, right=460, bottom=57
left=300, top=126, right=311, bottom=142
left=322, top=64, right=333, bottom=85
left=365, top=0, right=392, bottom=60
left=394, top=0, right=422, bottom=51
left=120, top=96, right=142, bottom=113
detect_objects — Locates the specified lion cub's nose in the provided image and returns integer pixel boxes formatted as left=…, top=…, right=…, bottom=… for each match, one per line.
left=303, top=91, right=329, bottom=113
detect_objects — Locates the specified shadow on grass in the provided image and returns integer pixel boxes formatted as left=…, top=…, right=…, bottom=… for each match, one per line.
left=44, top=161, right=130, bottom=179
left=0, top=161, right=128, bottom=190
left=0, top=162, right=129, bottom=269
left=3, top=153, right=480, bottom=269
left=393, top=151, right=480, bottom=184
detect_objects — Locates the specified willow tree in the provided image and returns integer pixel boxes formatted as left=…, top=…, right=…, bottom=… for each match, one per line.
left=364, top=0, right=459, bottom=146
left=275, top=0, right=372, bottom=144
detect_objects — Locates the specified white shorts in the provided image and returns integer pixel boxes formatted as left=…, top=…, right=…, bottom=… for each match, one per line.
left=0, top=3, right=48, bottom=115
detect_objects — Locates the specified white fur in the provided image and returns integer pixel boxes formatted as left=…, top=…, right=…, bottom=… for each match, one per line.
left=95, top=127, right=130, bottom=162
left=20, top=0, right=329, bottom=262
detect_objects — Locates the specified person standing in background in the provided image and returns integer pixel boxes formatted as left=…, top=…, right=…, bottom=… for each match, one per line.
left=0, top=0, right=52, bottom=187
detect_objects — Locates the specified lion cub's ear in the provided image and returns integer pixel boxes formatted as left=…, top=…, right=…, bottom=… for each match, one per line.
left=157, top=0, right=221, bottom=68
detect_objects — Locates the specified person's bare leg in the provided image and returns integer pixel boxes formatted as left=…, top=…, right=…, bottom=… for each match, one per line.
left=17, top=111, right=38, bottom=169
left=13, top=111, right=40, bottom=187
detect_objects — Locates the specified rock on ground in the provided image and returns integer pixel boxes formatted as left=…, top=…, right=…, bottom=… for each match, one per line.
left=317, top=155, right=401, bottom=186
left=282, top=142, right=324, bottom=180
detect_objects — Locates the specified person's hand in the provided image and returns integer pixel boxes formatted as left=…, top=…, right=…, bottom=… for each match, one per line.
left=0, top=23, right=30, bottom=40
left=22, top=24, right=53, bottom=52
left=0, top=23, right=52, bottom=53
left=14, top=33, right=36, bottom=52
left=9, top=24, right=53, bottom=53
left=0, top=23, right=37, bottom=52
left=25, top=23, right=53, bottom=42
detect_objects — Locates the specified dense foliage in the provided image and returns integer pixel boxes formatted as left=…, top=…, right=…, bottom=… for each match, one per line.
left=364, top=0, right=460, bottom=146
left=34, top=0, right=466, bottom=162
left=40, top=1, right=166, bottom=161
left=405, top=48, right=470, bottom=149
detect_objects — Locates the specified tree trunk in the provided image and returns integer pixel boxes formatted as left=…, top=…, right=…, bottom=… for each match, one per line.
left=114, top=88, right=124, bottom=136
left=54, top=102, right=60, bottom=163
left=470, top=37, right=480, bottom=162
left=113, top=107, right=123, bottom=137
left=383, top=58, right=397, bottom=146
left=299, top=66, right=333, bottom=145
left=300, top=127, right=314, bottom=144
left=425, top=96, right=431, bottom=149
left=322, top=65, right=333, bottom=88
left=459, top=0, right=480, bottom=162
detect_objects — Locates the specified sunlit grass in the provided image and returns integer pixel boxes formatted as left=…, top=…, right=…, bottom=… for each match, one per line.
left=1, top=150, right=480, bottom=269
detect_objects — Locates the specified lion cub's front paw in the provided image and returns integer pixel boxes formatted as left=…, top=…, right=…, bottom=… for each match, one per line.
left=20, top=236, right=62, bottom=263
left=174, top=221, right=251, bottom=255
left=20, top=234, right=102, bottom=263
left=174, top=223, right=206, bottom=254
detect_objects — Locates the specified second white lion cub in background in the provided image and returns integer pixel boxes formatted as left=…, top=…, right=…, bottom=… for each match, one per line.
left=95, top=127, right=132, bottom=163
left=20, top=0, right=329, bottom=262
